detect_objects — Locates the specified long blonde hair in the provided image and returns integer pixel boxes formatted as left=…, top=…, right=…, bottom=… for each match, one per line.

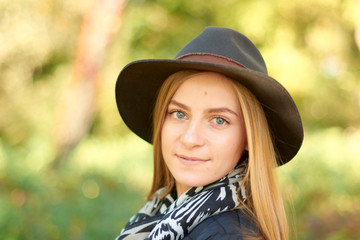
left=149, top=70, right=288, bottom=240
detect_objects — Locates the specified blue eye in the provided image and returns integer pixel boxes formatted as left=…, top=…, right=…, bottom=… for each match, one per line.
left=214, top=117, right=227, bottom=125
left=173, top=111, right=185, bottom=119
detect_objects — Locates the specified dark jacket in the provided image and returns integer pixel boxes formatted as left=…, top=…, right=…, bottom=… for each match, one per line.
left=183, top=209, right=259, bottom=240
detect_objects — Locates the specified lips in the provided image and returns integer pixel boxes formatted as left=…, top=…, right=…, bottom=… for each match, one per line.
left=176, top=154, right=209, bottom=165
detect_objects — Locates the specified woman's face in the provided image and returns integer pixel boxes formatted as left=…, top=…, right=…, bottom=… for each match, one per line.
left=161, top=72, right=247, bottom=196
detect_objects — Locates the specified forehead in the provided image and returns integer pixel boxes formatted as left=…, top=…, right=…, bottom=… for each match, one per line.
left=171, top=72, right=240, bottom=108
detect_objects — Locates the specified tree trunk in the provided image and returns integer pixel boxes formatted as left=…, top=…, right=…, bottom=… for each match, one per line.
left=51, top=0, right=126, bottom=169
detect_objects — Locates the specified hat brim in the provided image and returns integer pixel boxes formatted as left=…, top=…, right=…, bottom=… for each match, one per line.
left=115, top=59, right=303, bottom=165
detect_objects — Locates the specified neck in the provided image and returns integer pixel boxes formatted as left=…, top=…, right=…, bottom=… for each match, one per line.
left=175, top=182, right=191, bottom=198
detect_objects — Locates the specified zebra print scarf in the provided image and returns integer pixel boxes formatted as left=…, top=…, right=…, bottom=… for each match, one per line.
left=116, top=164, right=247, bottom=240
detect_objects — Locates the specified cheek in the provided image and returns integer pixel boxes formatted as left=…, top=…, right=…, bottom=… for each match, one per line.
left=230, top=141, right=243, bottom=159
left=161, top=121, right=176, bottom=155
left=215, top=129, right=246, bottom=162
left=160, top=124, right=168, bottom=154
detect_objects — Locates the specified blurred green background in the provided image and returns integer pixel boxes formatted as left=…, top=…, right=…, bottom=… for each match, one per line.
left=1, top=0, right=359, bottom=239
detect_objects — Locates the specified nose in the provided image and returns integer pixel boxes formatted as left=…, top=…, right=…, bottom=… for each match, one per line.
left=180, top=120, right=205, bottom=149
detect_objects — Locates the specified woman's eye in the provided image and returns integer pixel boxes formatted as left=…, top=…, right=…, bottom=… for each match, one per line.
left=214, top=117, right=227, bottom=125
left=172, top=111, right=186, bottom=119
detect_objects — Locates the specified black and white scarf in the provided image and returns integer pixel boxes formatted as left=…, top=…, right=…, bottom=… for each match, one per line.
left=116, top=164, right=247, bottom=240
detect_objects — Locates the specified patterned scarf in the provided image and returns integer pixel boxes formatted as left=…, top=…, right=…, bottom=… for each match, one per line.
left=115, top=164, right=247, bottom=240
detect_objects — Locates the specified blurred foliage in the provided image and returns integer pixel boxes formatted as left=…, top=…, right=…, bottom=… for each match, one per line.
left=0, top=0, right=359, bottom=239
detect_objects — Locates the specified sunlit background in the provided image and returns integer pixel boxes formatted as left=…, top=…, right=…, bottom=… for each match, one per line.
left=1, top=0, right=359, bottom=239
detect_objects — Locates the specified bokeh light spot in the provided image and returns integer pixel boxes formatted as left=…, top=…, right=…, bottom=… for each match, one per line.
left=81, top=180, right=100, bottom=199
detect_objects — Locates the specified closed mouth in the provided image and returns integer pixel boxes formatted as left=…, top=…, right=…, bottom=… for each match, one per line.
left=176, top=154, right=209, bottom=162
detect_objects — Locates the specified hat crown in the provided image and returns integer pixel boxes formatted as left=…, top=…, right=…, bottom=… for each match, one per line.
left=175, top=27, right=267, bottom=74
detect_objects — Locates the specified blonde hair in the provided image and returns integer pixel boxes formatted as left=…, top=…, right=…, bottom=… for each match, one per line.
left=231, top=81, right=288, bottom=240
left=149, top=70, right=288, bottom=240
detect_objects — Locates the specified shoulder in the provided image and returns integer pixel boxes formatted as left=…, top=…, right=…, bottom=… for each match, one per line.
left=183, top=209, right=259, bottom=240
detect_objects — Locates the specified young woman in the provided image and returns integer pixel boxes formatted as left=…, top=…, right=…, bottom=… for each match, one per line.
left=115, top=27, right=303, bottom=240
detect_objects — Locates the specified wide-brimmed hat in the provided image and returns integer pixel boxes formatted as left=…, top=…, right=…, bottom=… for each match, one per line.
left=115, top=26, right=303, bottom=165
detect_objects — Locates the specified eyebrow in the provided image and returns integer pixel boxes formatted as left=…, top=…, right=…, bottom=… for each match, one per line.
left=169, top=100, right=239, bottom=117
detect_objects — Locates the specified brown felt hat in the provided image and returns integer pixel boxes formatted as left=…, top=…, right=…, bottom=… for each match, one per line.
left=115, top=26, right=303, bottom=165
